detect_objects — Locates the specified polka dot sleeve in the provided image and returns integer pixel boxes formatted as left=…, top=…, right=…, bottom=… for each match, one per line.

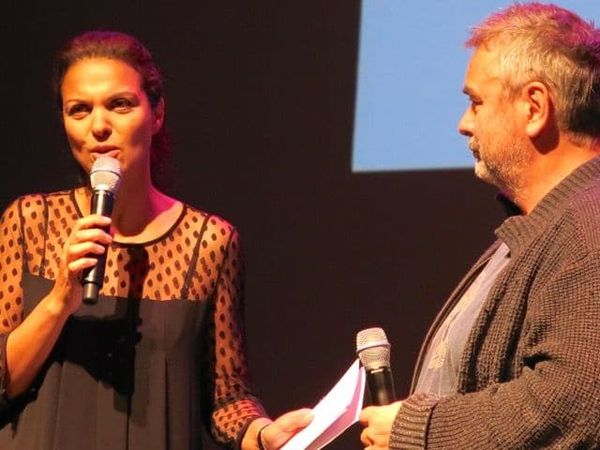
left=207, top=225, right=267, bottom=447
left=0, top=199, right=26, bottom=407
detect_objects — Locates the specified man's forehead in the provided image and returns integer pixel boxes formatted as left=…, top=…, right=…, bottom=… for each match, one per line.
left=463, top=47, right=502, bottom=92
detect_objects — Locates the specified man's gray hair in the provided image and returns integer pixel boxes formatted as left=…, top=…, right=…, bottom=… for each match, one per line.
left=467, top=2, right=600, bottom=144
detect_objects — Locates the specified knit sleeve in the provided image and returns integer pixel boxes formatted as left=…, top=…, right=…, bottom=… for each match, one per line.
left=389, top=392, right=438, bottom=449
left=390, top=252, right=600, bottom=449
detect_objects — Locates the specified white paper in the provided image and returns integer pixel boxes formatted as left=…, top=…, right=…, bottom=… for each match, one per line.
left=281, top=359, right=366, bottom=450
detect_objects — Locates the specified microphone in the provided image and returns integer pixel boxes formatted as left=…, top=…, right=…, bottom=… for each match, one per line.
left=81, top=155, right=121, bottom=305
left=356, top=327, right=396, bottom=405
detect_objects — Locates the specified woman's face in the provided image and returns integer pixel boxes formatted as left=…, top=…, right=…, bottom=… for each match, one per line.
left=61, top=57, right=164, bottom=180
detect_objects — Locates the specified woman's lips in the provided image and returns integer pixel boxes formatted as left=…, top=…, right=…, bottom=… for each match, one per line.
left=90, top=148, right=120, bottom=160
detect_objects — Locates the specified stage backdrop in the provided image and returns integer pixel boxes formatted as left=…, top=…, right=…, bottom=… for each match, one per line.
left=2, top=1, right=510, bottom=448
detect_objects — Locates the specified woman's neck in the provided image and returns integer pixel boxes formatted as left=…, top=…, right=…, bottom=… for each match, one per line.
left=77, top=177, right=182, bottom=243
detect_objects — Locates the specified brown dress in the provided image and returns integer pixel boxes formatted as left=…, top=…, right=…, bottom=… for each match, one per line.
left=0, top=189, right=266, bottom=449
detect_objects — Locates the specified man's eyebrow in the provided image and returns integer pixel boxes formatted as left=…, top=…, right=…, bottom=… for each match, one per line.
left=462, top=86, right=482, bottom=100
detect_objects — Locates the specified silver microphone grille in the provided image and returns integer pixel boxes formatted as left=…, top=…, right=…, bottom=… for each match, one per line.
left=90, top=156, right=121, bottom=193
left=356, top=327, right=391, bottom=371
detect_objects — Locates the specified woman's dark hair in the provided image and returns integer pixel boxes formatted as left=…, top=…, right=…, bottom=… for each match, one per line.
left=53, top=30, right=171, bottom=188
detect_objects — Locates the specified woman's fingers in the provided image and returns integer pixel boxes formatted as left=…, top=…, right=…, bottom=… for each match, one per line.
left=65, top=216, right=112, bottom=266
left=51, top=214, right=113, bottom=311
left=67, top=240, right=108, bottom=261
left=66, top=256, right=100, bottom=273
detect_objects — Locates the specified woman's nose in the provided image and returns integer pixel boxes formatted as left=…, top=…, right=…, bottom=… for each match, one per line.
left=90, top=109, right=112, bottom=141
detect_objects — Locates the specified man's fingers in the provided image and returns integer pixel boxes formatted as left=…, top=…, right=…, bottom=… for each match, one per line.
left=360, top=427, right=373, bottom=446
left=359, top=406, right=375, bottom=424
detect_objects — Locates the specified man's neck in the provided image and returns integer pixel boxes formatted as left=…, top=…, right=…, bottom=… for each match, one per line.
left=511, top=142, right=600, bottom=214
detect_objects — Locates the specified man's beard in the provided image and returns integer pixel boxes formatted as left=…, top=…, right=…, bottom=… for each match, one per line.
left=470, top=133, right=531, bottom=197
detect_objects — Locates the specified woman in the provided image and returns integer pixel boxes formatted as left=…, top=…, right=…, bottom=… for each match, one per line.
left=0, top=31, right=310, bottom=449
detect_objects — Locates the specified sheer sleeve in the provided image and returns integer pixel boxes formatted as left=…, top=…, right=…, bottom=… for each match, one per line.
left=0, top=199, right=26, bottom=409
left=202, top=221, right=267, bottom=448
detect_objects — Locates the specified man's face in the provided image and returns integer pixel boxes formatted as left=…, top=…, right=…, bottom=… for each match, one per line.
left=458, top=46, right=531, bottom=193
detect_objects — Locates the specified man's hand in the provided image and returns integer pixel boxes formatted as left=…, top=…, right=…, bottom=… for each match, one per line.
left=359, top=401, right=402, bottom=449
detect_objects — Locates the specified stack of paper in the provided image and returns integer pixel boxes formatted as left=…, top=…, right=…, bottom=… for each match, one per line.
left=281, top=359, right=366, bottom=450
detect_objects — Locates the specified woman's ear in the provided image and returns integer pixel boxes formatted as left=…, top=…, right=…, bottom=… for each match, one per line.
left=152, top=98, right=165, bottom=134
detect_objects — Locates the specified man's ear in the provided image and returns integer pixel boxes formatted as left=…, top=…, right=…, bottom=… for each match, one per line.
left=520, top=81, right=551, bottom=138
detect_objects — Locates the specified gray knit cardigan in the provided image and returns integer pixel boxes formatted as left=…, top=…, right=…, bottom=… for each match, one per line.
left=391, top=157, right=600, bottom=449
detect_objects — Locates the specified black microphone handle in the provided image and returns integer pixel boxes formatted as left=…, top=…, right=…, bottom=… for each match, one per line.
left=367, top=367, right=396, bottom=406
left=82, top=189, right=115, bottom=305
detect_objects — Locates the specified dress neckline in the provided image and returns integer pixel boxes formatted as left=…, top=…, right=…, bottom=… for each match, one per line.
left=69, top=188, right=188, bottom=247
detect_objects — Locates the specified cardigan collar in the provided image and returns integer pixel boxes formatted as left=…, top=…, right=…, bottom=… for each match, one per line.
left=495, top=156, right=600, bottom=257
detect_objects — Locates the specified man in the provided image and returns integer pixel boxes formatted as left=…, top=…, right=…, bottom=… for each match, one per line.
left=360, top=3, right=600, bottom=449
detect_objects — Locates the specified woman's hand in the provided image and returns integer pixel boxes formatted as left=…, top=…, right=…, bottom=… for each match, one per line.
left=243, top=408, right=313, bottom=450
left=260, top=408, right=313, bottom=449
left=49, top=214, right=112, bottom=315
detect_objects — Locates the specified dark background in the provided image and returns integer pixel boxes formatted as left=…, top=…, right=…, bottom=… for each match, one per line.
left=1, top=1, right=504, bottom=448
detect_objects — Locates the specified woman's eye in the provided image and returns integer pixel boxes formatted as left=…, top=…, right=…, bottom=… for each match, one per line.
left=66, top=104, right=90, bottom=118
left=111, top=98, right=133, bottom=112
